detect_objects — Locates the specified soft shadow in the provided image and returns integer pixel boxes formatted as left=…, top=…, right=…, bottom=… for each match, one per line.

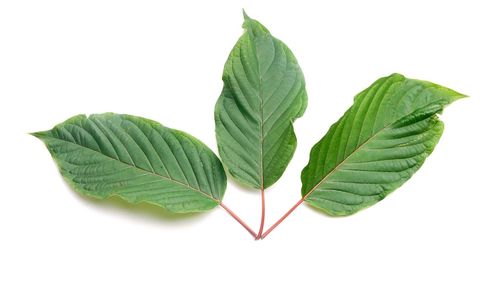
left=63, top=181, right=212, bottom=225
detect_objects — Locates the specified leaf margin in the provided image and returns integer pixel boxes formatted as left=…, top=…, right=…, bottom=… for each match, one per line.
left=300, top=73, right=466, bottom=216
left=32, top=113, right=227, bottom=213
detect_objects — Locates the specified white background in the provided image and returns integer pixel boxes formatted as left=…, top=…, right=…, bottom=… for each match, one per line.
left=1, top=0, right=499, bottom=282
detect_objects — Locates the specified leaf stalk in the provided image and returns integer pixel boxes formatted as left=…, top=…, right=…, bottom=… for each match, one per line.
left=220, top=202, right=257, bottom=238
left=261, top=198, right=304, bottom=239
left=255, top=189, right=266, bottom=239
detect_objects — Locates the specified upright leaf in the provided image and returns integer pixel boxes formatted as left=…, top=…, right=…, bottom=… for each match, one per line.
left=33, top=113, right=226, bottom=213
left=215, top=12, right=307, bottom=189
left=301, top=74, right=465, bottom=215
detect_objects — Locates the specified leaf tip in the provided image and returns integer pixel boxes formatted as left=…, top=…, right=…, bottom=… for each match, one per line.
left=242, top=9, right=253, bottom=29
left=241, top=10, right=269, bottom=35
left=454, top=91, right=469, bottom=100
left=29, top=131, right=46, bottom=139
left=392, top=73, right=468, bottom=102
left=437, top=85, right=468, bottom=103
left=242, top=8, right=250, bottom=20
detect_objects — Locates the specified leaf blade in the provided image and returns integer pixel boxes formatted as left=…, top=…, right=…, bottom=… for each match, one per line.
left=301, top=74, right=465, bottom=215
left=215, top=13, right=307, bottom=189
left=34, top=113, right=226, bottom=213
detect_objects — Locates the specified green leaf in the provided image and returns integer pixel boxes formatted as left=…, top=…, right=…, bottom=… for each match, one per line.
left=215, top=12, right=307, bottom=189
left=33, top=113, right=226, bottom=213
left=301, top=74, right=465, bottom=216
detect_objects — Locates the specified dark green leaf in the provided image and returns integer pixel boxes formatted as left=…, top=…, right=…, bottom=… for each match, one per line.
left=33, top=113, right=226, bottom=213
left=215, top=12, right=307, bottom=189
left=301, top=74, right=465, bottom=215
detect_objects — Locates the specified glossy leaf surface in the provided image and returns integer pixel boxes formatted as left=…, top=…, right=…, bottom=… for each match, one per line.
left=34, top=113, right=226, bottom=213
left=301, top=74, right=465, bottom=215
left=215, top=12, right=307, bottom=189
